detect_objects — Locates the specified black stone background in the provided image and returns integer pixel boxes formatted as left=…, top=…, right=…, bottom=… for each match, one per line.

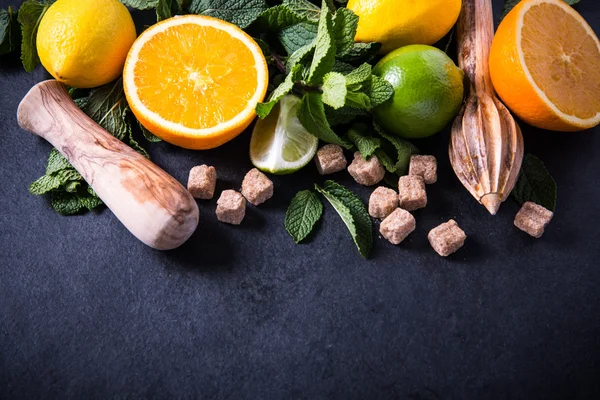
left=1, top=1, right=599, bottom=398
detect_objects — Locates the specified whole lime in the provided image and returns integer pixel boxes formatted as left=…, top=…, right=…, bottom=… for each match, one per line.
left=372, top=45, right=465, bottom=139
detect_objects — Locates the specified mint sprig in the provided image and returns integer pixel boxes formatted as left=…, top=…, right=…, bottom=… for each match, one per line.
left=17, top=0, right=51, bottom=72
left=189, top=0, right=268, bottom=28
left=511, top=154, right=557, bottom=212
left=285, top=190, right=323, bottom=243
left=0, top=6, right=19, bottom=55
left=315, top=180, right=373, bottom=258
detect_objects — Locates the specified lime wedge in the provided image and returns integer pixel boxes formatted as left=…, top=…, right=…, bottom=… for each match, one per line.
left=250, top=95, right=318, bottom=175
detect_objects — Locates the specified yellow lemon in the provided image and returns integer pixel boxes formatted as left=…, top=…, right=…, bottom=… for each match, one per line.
left=37, top=0, right=136, bottom=88
left=347, top=0, right=462, bottom=54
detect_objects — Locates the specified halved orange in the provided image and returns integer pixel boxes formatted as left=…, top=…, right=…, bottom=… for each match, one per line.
left=490, top=0, right=600, bottom=131
left=123, top=15, right=269, bottom=149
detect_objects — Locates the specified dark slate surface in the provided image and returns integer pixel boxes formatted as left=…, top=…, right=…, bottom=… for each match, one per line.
left=1, top=1, right=600, bottom=399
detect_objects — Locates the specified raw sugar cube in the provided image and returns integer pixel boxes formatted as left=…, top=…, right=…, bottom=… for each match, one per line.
left=241, top=168, right=273, bottom=206
left=187, top=164, right=217, bottom=200
left=398, top=175, right=427, bottom=211
left=315, top=144, right=347, bottom=175
left=348, top=152, right=385, bottom=186
left=514, top=202, right=553, bottom=238
left=380, top=208, right=416, bottom=245
left=369, top=186, right=398, bottom=219
left=216, top=190, right=246, bottom=225
left=409, top=155, right=437, bottom=184
left=428, top=219, right=467, bottom=257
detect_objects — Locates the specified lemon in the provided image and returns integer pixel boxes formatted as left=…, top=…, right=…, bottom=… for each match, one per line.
left=347, top=0, right=462, bottom=54
left=250, top=95, right=318, bottom=175
left=37, top=0, right=136, bottom=88
left=372, top=45, right=464, bottom=139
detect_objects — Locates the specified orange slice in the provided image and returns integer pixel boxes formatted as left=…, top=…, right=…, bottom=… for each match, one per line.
left=123, top=15, right=268, bottom=149
left=490, top=0, right=600, bottom=131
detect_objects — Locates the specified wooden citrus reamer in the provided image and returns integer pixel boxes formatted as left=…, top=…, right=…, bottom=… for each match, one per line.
left=449, top=0, right=524, bottom=215
left=18, top=80, right=199, bottom=250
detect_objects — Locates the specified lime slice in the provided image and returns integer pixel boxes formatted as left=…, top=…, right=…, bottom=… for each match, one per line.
left=250, top=95, right=318, bottom=175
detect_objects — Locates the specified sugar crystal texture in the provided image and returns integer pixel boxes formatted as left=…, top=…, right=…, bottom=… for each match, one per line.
left=348, top=152, right=385, bottom=186
left=409, top=155, right=437, bottom=184
left=380, top=208, right=416, bottom=245
left=398, top=175, right=427, bottom=211
left=514, top=201, right=553, bottom=238
left=216, top=190, right=246, bottom=225
left=241, top=168, right=274, bottom=206
left=369, top=186, right=398, bottom=219
left=315, top=144, right=347, bottom=175
left=427, top=219, right=467, bottom=257
left=187, top=165, right=217, bottom=199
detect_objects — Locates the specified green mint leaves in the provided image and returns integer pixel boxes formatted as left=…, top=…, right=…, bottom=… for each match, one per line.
left=156, top=0, right=183, bottom=21
left=285, top=190, right=323, bottom=243
left=0, top=6, right=19, bottom=55
left=17, top=0, right=51, bottom=72
left=120, top=0, right=159, bottom=10
left=189, top=0, right=268, bottom=29
left=511, top=154, right=557, bottom=212
left=30, top=80, right=157, bottom=215
left=315, top=180, right=372, bottom=258
left=297, top=91, right=352, bottom=148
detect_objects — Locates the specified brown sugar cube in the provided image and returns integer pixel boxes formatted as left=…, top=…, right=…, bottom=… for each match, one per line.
left=428, top=219, right=467, bottom=257
left=216, top=190, right=246, bottom=225
left=187, top=165, right=217, bottom=199
left=241, top=168, right=273, bottom=206
left=409, top=155, right=437, bottom=184
left=398, top=175, right=427, bottom=211
left=380, top=208, right=416, bottom=245
left=315, top=144, right=347, bottom=175
left=347, top=152, right=385, bottom=186
left=369, top=187, right=398, bottom=219
left=514, top=202, right=554, bottom=238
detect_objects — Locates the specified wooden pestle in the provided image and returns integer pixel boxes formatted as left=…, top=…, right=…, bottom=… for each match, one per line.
left=17, top=80, right=199, bottom=250
left=449, top=0, right=524, bottom=215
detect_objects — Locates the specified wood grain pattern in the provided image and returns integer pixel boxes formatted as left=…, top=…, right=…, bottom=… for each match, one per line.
left=449, top=0, right=524, bottom=215
left=17, top=80, right=199, bottom=250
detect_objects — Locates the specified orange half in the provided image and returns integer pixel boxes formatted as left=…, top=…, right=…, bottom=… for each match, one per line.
left=123, top=15, right=269, bottom=149
left=490, top=0, right=600, bottom=131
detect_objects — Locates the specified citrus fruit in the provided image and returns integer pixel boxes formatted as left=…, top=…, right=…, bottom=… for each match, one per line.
left=490, top=0, right=600, bottom=131
left=123, top=15, right=269, bottom=150
left=372, top=45, right=464, bottom=139
left=250, top=95, right=318, bottom=175
left=37, top=0, right=136, bottom=89
left=347, top=0, right=461, bottom=54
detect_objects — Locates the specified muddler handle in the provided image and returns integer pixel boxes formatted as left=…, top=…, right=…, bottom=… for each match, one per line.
left=17, top=80, right=199, bottom=250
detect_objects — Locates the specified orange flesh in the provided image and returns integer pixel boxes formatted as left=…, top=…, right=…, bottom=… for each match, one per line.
left=132, top=24, right=259, bottom=129
left=521, top=3, right=600, bottom=119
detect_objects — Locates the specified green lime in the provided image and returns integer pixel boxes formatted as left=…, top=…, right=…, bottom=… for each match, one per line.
left=250, top=95, right=318, bottom=175
left=372, top=44, right=464, bottom=139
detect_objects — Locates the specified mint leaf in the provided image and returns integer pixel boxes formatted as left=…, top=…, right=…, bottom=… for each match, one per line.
left=283, top=0, right=320, bottom=22
left=256, top=64, right=302, bottom=118
left=286, top=42, right=315, bottom=73
left=285, top=190, right=323, bottom=243
left=511, top=154, right=557, bottom=212
left=0, top=7, right=19, bottom=55
left=45, top=148, right=72, bottom=175
left=331, top=7, right=358, bottom=57
left=189, top=0, right=268, bottom=29
left=374, top=122, right=414, bottom=175
left=321, top=71, right=347, bottom=109
left=29, top=169, right=82, bottom=195
left=306, top=1, right=336, bottom=85
left=156, top=0, right=182, bottom=21
left=253, top=4, right=308, bottom=32
left=120, top=0, right=158, bottom=9
left=344, top=62, right=371, bottom=86
left=138, top=121, right=162, bottom=142
left=325, top=103, right=368, bottom=126
left=50, top=191, right=102, bottom=215
left=279, top=22, right=317, bottom=55
left=316, top=180, right=372, bottom=258
left=339, top=42, right=381, bottom=63
left=83, top=79, right=129, bottom=141
left=347, top=124, right=380, bottom=158
left=331, top=59, right=354, bottom=74
left=18, top=0, right=51, bottom=72
left=345, top=90, right=371, bottom=109
left=297, top=92, right=351, bottom=148
left=367, top=75, right=394, bottom=108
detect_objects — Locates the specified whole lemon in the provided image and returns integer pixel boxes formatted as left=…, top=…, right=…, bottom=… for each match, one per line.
left=372, top=45, right=464, bottom=139
left=37, top=0, right=136, bottom=88
left=347, top=0, right=462, bottom=54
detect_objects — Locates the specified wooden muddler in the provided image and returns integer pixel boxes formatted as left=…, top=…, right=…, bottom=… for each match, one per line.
left=18, top=80, right=199, bottom=250
left=449, top=0, right=524, bottom=215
